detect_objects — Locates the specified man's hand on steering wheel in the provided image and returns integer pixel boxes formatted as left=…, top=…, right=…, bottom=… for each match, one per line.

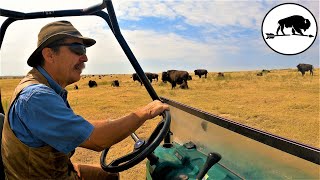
left=100, top=100, right=171, bottom=173
left=134, top=100, right=170, bottom=120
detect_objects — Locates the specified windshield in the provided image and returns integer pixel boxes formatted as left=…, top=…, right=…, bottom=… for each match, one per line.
left=167, top=100, right=318, bottom=179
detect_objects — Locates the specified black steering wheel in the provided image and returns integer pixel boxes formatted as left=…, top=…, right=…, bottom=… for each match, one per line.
left=100, top=110, right=171, bottom=173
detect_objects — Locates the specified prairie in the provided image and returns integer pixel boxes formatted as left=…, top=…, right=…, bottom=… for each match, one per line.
left=0, top=68, right=319, bottom=180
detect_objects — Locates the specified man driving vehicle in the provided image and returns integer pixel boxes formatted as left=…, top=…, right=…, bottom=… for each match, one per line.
left=1, top=20, right=169, bottom=179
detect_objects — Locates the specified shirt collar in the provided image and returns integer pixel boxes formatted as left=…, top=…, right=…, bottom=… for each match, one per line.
left=36, top=66, right=68, bottom=98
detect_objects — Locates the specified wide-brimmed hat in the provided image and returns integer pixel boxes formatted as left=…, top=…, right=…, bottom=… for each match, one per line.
left=27, top=20, right=96, bottom=67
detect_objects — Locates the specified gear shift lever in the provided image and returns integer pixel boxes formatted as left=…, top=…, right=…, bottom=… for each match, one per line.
left=196, top=152, right=222, bottom=180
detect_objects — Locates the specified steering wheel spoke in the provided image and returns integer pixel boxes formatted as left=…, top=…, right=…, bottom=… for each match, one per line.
left=100, top=110, right=171, bottom=173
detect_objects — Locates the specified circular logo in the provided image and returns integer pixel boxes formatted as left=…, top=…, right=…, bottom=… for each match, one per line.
left=262, top=3, right=318, bottom=55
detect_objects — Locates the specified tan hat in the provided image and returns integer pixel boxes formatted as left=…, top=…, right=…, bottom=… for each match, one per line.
left=27, top=20, right=96, bottom=67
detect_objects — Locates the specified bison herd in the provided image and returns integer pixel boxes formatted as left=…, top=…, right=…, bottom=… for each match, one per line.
left=78, top=69, right=207, bottom=90
left=74, top=63, right=314, bottom=90
left=132, top=69, right=209, bottom=89
left=0, top=64, right=314, bottom=115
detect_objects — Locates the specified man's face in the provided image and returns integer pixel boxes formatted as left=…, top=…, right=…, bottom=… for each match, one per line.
left=49, top=37, right=88, bottom=87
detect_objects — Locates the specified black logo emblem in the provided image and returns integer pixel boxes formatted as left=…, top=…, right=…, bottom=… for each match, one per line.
left=262, top=3, right=317, bottom=55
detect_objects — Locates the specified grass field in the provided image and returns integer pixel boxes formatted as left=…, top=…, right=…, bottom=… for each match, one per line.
left=0, top=68, right=319, bottom=179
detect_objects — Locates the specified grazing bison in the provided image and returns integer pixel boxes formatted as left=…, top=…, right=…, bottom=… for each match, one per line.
left=149, top=73, right=159, bottom=82
left=132, top=73, right=154, bottom=85
left=0, top=89, right=4, bottom=115
left=257, top=69, right=270, bottom=76
left=217, top=72, right=224, bottom=77
left=297, top=63, right=313, bottom=76
left=111, top=80, right=120, bottom=87
left=88, top=80, right=98, bottom=88
left=262, top=69, right=271, bottom=73
left=194, top=69, right=208, bottom=78
left=162, top=70, right=190, bottom=89
left=74, top=84, right=79, bottom=90
left=257, top=72, right=263, bottom=76
left=132, top=73, right=142, bottom=85
left=180, top=81, right=189, bottom=89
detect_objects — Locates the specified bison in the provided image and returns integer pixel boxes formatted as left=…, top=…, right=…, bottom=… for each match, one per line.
left=149, top=73, right=159, bottom=82
left=132, top=73, right=141, bottom=85
left=257, top=72, right=263, bottom=76
left=262, top=69, right=271, bottom=73
left=132, top=72, right=155, bottom=85
left=217, top=72, right=224, bottom=77
left=88, top=80, right=98, bottom=88
left=111, top=80, right=120, bottom=87
left=297, top=63, right=313, bottom=76
left=257, top=69, right=270, bottom=76
left=194, top=69, right=208, bottom=78
left=162, top=70, right=190, bottom=89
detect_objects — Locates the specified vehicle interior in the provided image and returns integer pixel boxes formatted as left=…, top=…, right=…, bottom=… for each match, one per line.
left=0, top=0, right=319, bottom=179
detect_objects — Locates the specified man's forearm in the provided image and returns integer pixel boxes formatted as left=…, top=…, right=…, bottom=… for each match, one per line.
left=80, top=112, right=145, bottom=151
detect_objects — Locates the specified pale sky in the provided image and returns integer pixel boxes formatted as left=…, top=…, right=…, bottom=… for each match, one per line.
left=0, top=0, right=319, bottom=76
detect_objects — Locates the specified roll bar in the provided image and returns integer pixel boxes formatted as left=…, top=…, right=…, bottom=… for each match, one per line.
left=0, top=0, right=158, bottom=101
left=0, top=0, right=170, bottom=143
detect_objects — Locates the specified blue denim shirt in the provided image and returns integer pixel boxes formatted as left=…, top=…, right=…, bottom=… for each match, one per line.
left=9, top=66, right=94, bottom=154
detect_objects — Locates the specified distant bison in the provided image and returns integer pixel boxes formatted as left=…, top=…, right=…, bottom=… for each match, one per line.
left=88, top=80, right=98, bottom=88
left=162, top=70, right=190, bottom=89
left=194, top=69, right=208, bottom=78
left=297, top=63, right=313, bottom=76
left=262, top=69, right=271, bottom=73
left=217, top=72, right=224, bottom=77
left=149, top=73, right=159, bottom=82
left=132, top=73, right=154, bottom=85
left=257, top=69, right=270, bottom=76
left=74, top=84, right=79, bottom=90
left=0, top=89, right=4, bottom=115
left=111, top=80, right=120, bottom=87
left=132, top=73, right=142, bottom=85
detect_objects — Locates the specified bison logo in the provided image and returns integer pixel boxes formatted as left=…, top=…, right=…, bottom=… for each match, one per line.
left=262, top=3, right=317, bottom=55
left=276, top=15, right=311, bottom=36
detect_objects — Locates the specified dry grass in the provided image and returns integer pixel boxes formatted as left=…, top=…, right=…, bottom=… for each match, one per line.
left=0, top=68, right=319, bottom=180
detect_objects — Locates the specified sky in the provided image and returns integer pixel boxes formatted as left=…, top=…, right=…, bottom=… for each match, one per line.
left=0, top=0, right=319, bottom=76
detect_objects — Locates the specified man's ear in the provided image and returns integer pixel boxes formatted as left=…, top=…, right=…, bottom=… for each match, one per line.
left=42, top=48, right=55, bottom=63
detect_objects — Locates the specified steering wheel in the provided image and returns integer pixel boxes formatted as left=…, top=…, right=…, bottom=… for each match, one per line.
left=100, top=110, right=171, bottom=173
